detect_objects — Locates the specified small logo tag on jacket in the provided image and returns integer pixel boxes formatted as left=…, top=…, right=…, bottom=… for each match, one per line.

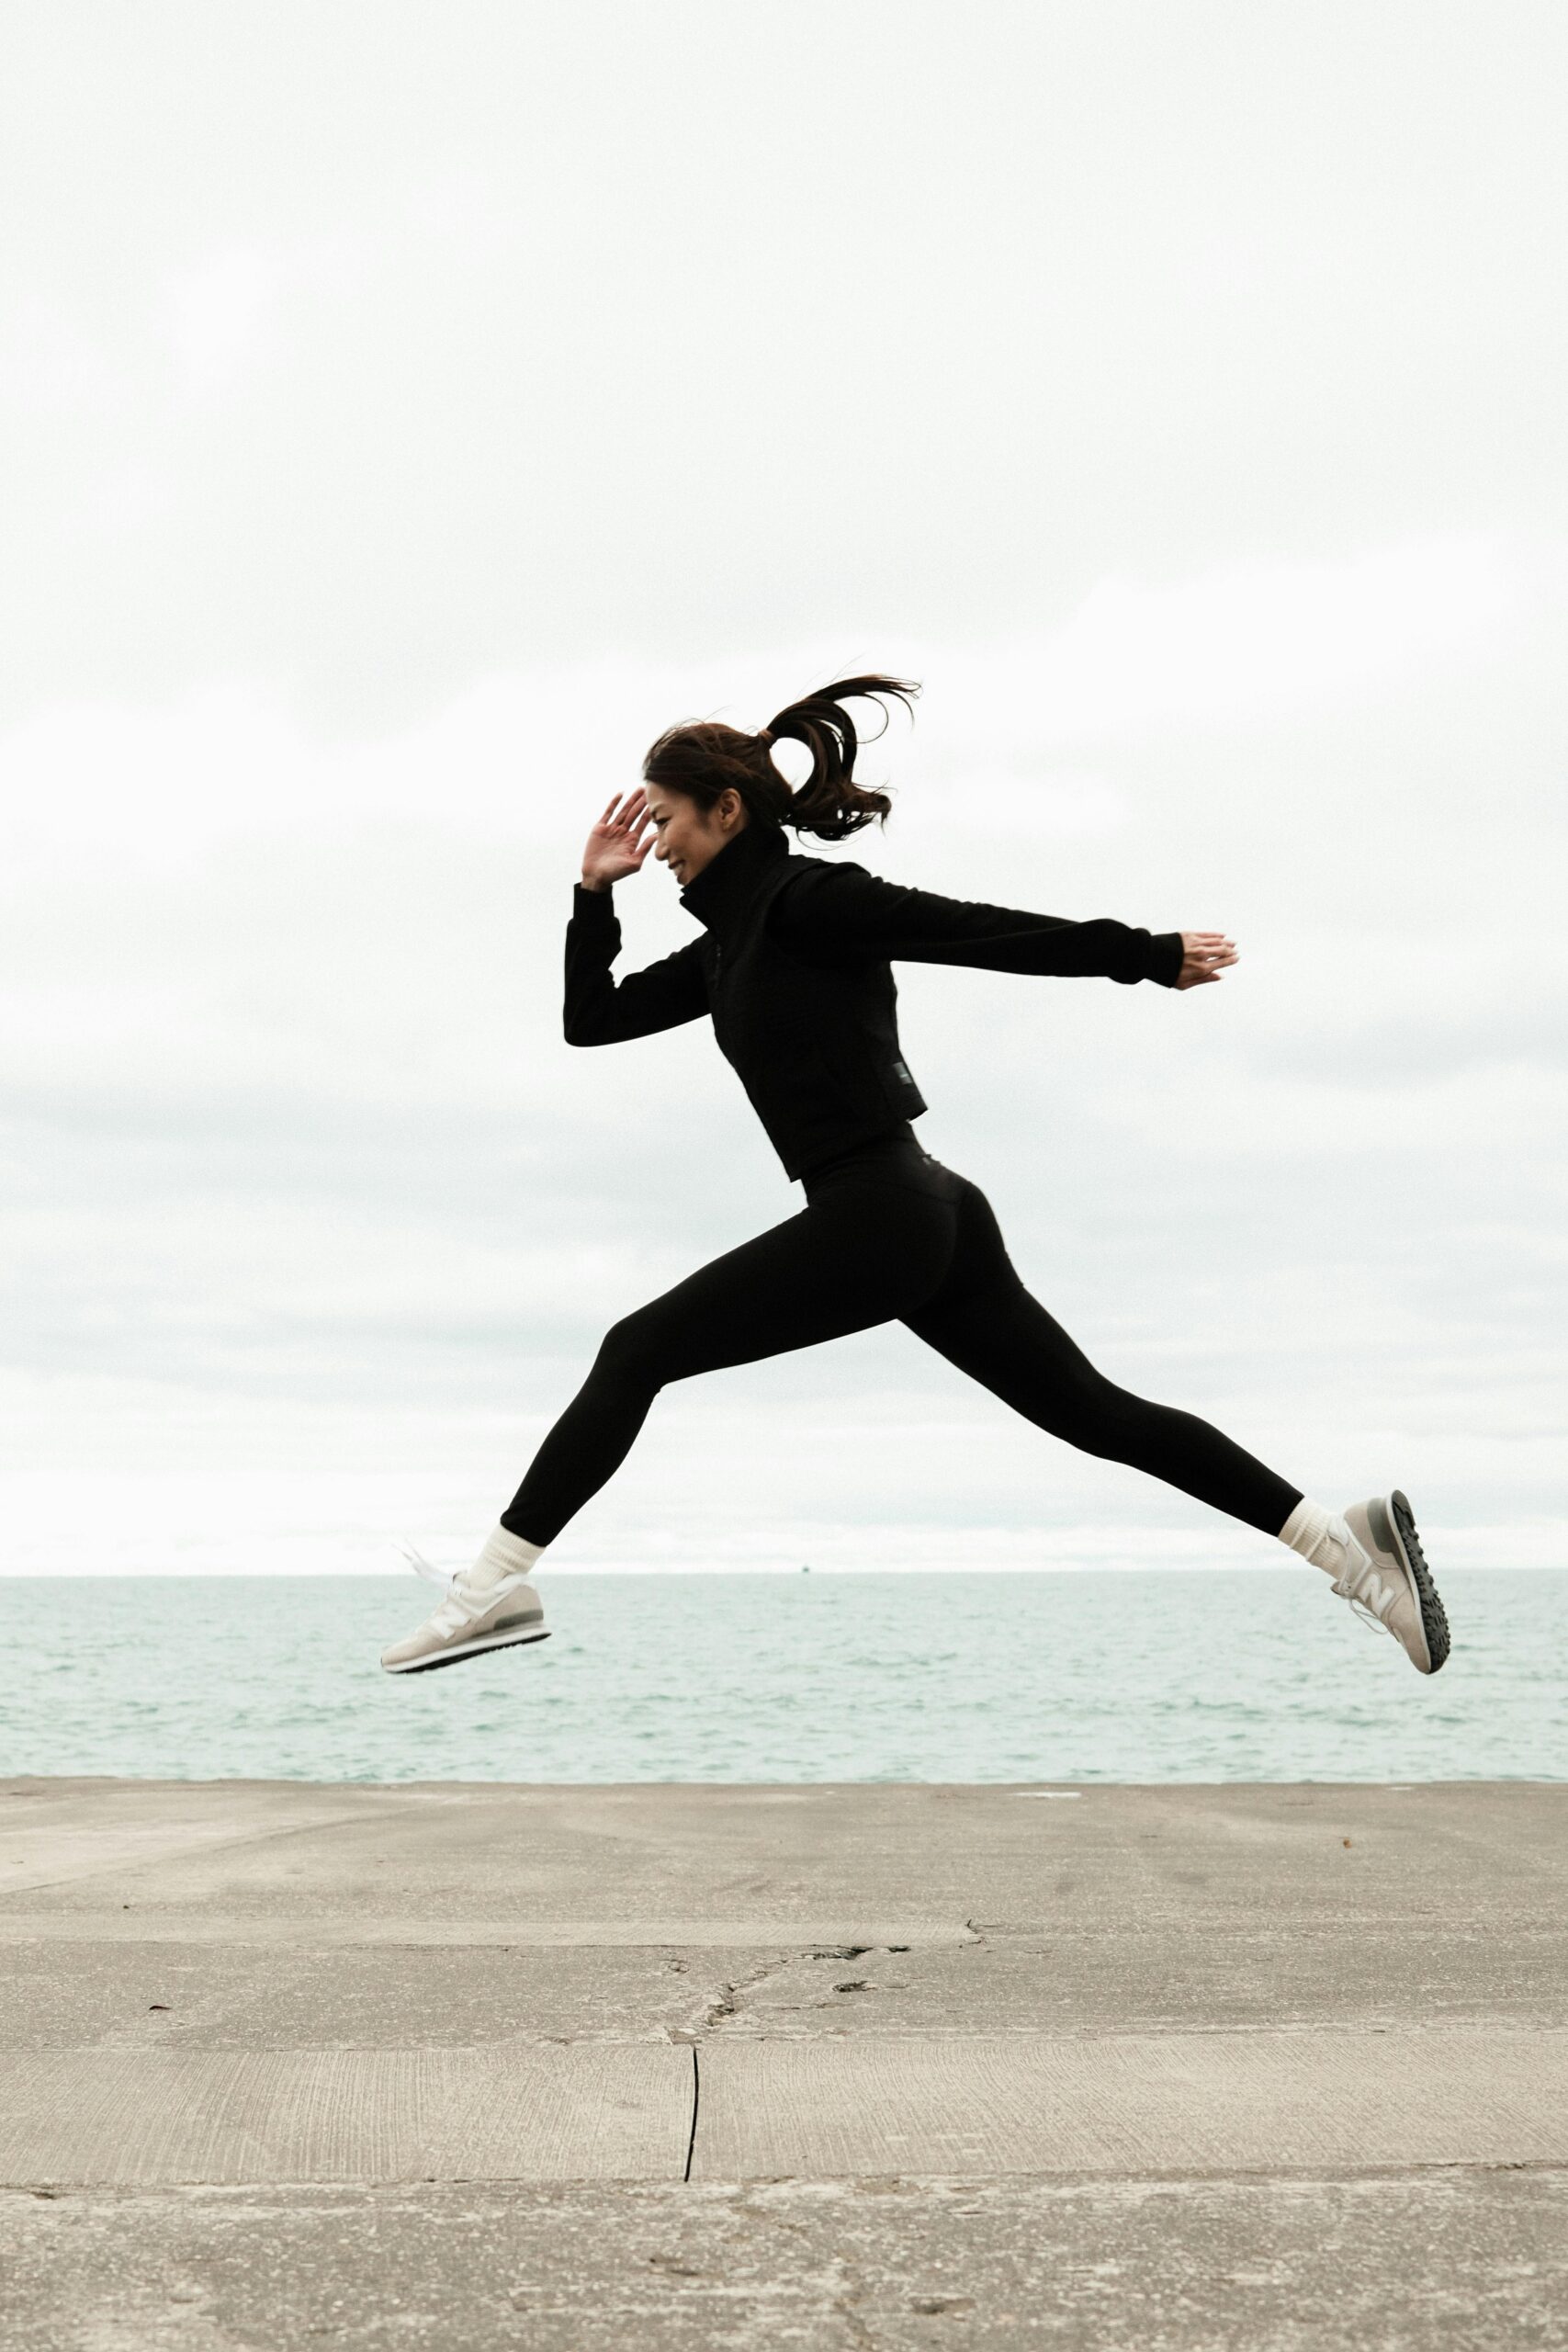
left=890, top=1059, right=913, bottom=1085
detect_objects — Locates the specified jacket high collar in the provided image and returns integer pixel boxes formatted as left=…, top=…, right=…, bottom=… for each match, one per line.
left=678, top=818, right=790, bottom=940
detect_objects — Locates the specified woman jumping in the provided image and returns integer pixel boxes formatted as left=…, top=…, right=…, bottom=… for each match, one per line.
left=380, top=675, right=1450, bottom=1679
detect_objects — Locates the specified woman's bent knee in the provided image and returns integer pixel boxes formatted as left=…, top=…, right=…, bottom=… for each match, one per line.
left=593, top=1311, right=669, bottom=1391
left=1050, top=1378, right=1155, bottom=1462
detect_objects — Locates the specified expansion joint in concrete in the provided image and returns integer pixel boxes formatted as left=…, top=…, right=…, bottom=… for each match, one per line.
left=683, top=2046, right=699, bottom=2184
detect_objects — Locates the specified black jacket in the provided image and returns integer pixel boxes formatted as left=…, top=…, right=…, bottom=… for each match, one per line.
left=564, top=821, right=1185, bottom=1182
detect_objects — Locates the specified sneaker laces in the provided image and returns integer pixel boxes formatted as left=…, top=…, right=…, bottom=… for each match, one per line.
left=398, top=1539, right=445, bottom=1585
left=395, top=1540, right=497, bottom=1638
left=1339, top=1589, right=1396, bottom=1638
left=1325, top=1521, right=1399, bottom=1639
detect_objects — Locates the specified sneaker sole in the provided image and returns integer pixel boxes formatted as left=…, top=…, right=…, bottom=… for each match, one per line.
left=1380, top=1490, right=1450, bottom=1675
left=382, top=1626, right=552, bottom=1676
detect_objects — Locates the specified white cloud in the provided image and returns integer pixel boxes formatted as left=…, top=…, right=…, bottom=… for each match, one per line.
left=160, top=243, right=289, bottom=396
left=1019, top=538, right=1519, bottom=736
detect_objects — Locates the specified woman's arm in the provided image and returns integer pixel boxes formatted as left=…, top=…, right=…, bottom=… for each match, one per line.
left=563, top=884, right=711, bottom=1045
left=771, top=861, right=1187, bottom=989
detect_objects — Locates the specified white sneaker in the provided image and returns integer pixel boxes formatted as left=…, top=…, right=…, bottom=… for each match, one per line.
left=380, top=1544, right=551, bottom=1675
left=1331, top=1491, right=1450, bottom=1675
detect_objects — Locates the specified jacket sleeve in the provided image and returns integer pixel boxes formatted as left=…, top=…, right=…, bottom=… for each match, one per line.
left=770, top=861, right=1186, bottom=989
left=563, top=884, right=711, bottom=1045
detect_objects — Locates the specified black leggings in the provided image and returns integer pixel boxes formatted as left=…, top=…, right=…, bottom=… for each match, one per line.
left=502, top=1126, right=1302, bottom=1548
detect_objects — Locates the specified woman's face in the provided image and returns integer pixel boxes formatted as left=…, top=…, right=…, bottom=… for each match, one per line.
left=646, top=783, right=748, bottom=887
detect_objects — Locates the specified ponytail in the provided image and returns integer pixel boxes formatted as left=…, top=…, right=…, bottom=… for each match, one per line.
left=760, top=674, right=919, bottom=842
left=642, top=673, right=920, bottom=842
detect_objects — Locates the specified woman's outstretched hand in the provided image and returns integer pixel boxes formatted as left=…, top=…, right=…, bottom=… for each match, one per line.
left=1174, top=931, right=1238, bottom=989
left=581, top=789, right=654, bottom=890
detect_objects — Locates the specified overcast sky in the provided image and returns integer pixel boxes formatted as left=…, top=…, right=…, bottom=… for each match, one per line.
left=3, top=0, right=1563, bottom=1576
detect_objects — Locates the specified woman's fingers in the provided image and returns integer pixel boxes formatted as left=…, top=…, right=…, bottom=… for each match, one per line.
left=1175, top=931, right=1240, bottom=989
left=597, top=788, right=649, bottom=831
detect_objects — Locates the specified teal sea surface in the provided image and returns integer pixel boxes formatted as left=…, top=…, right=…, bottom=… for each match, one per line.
left=0, top=1570, right=1561, bottom=1785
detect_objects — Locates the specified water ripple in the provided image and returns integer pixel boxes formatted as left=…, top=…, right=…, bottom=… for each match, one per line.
left=0, top=1570, right=1562, bottom=1784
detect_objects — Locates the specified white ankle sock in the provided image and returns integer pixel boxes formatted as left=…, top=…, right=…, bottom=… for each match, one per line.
left=1277, top=1496, right=1351, bottom=1575
left=466, top=1524, right=547, bottom=1590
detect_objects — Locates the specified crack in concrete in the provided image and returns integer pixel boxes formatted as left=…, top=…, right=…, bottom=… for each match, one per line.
left=672, top=1939, right=969, bottom=2177
left=695, top=1952, right=800, bottom=2034
left=674, top=1943, right=932, bottom=2042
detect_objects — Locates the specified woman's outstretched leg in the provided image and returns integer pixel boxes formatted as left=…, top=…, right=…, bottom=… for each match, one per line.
left=900, top=1173, right=1301, bottom=1534
left=381, top=1170, right=959, bottom=1671
left=900, top=1170, right=1450, bottom=1672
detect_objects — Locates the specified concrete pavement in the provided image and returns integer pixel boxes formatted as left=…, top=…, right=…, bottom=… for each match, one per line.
left=3, top=1778, right=1566, bottom=2346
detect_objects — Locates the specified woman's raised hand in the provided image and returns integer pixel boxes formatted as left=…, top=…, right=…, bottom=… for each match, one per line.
left=1174, top=931, right=1238, bottom=989
left=581, top=790, right=654, bottom=890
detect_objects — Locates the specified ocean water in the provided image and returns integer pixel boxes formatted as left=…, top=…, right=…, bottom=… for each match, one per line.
left=1, top=1570, right=1561, bottom=1784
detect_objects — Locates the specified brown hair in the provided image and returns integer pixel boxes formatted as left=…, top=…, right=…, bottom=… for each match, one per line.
left=642, top=673, right=920, bottom=843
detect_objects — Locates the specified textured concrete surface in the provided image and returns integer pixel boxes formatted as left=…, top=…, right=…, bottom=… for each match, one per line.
left=6, top=2176, right=1568, bottom=2352
left=2, top=1777, right=1565, bottom=2347
left=0, top=2046, right=693, bottom=2185
left=694, top=2029, right=1568, bottom=2177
